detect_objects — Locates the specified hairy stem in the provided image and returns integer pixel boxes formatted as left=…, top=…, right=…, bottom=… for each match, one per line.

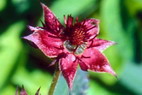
left=48, top=65, right=61, bottom=95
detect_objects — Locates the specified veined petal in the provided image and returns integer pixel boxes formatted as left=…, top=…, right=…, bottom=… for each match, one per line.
left=88, top=38, right=116, bottom=52
left=28, top=25, right=41, bottom=32
left=23, top=29, right=63, bottom=58
left=81, top=19, right=100, bottom=40
left=59, top=54, right=78, bottom=89
left=41, top=3, right=63, bottom=34
left=79, top=48, right=116, bottom=76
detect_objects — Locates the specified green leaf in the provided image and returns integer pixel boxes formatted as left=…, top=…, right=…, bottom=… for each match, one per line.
left=49, top=0, right=96, bottom=22
left=12, top=0, right=30, bottom=13
left=12, top=66, right=52, bottom=95
left=120, top=63, right=142, bottom=94
left=125, top=0, right=142, bottom=16
left=100, top=0, right=133, bottom=61
left=0, top=21, right=25, bottom=89
left=0, top=84, right=16, bottom=95
left=87, top=80, right=120, bottom=95
left=0, top=0, right=7, bottom=11
left=54, top=68, right=89, bottom=95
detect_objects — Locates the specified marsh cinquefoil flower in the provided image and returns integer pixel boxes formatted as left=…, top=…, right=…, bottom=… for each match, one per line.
left=24, top=3, right=116, bottom=89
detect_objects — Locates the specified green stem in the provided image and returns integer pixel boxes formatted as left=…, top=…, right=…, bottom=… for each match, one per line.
left=48, top=66, right=61, bottom=95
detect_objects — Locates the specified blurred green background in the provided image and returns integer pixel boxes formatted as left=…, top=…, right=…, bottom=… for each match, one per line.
left=0, top=0, right=142, bottom=95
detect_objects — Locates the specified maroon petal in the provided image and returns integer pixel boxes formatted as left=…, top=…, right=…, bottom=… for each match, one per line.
left=23, top=28, right=63, bottom=58
left=81, top=19, right=100, bottom=40
left=28, top=26, right=41, bottom=32
left=88, top=38, right=116, bottom=52
left=41, top=3, right=63, bottom=34
left=59, top=54, right=78, bottom=89
left=79, top=48, right=116, bottom=76
left=64, top=15, right=74, bottom=28
left=20, top=86, right=28, bottom=95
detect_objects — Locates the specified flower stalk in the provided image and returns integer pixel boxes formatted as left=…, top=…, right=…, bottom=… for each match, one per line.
left=48, top=64, right=61, bottom=95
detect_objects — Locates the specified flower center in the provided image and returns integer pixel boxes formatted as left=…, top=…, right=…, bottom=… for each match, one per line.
left=64, top=40, right=86, bottom=55
left=70, top=29, right=85, bottom=45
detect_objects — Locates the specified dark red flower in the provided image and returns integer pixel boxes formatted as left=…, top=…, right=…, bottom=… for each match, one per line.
left=24, top=3, right=116, bottom=89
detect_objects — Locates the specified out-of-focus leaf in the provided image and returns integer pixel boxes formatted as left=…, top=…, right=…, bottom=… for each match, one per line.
left=87, top=80, right=119, bottom=95
left=12, top=66, right=52, bottom=95
left=120, top=63, right=142, bottom=94
left=12, top=0, right=30, bottom=13
left=0, top=84, right=15, bottom=95
left=100, top=0, right=133, bottom=61
left=89, top=72, right=117, bottom=86
left=70, top=69, right=89, bottom=95
left=53, top=73, right=68, bottom=95
left=54, top=68, right=89, bottom=95
left=120, top=0, right=140, bottom=63
left=0, top=0, right=6, bottom=11
left=0, top=21, right=25, bottom=89
left=49, top=0, right=96, bottom=22
left=0, top=47, right=27, bottom=95
left=125, top=0, right=142, bottom=16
